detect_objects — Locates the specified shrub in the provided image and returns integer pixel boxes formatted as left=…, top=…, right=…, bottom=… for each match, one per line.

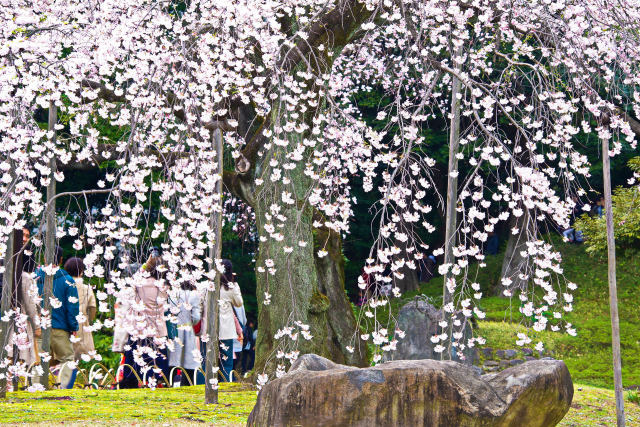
left=576, top=157, right=640, bottom=255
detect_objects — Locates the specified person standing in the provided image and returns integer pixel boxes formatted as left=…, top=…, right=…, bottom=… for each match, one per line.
left=232, top=304, right=247, bottom=378
left=218, top=259, right=243, bottom=382
left=36, top=246, right=79, bottom=389
left=241, top=319, right=256, bottom=374
left=118, top=254, right=169, bottom=388
left=7, top=252, right=41, bottom=368
left=167, top=283, right=201, bottom=386
left=63, top=257, right=96, bottom=361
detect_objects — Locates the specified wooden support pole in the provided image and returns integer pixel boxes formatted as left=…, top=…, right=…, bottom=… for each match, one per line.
left=442, top=45, right=463, bottom=361
left=601, top=135, right=626, bottom=427
left=0, top=232, right=15, bottom=396
left=39, top=101, right=58, bottom=389
left=205, top=129, right=223, bottom=404
left=11, top=229, right=23, bottom=391
left=443, top=46, right=462, bottom=307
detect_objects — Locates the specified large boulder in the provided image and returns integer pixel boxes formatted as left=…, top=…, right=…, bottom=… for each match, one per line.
left=382, top=298, right=476, bottom=364
left=247, top=354, right=573, bottom=427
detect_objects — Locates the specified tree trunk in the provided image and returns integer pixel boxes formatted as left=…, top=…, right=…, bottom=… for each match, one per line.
left=497, top=212, right=529, bottom=297
left=39, top=101, right=57, bottom=389
left=314, top=227, right=368, bottom=366
left=602, top=134, right=626, bottom=426
left=205, top=129, right=223, bottom=404
left=253, top=200, right=319, bottom=373
left=252, top=122, right=368, bottom=372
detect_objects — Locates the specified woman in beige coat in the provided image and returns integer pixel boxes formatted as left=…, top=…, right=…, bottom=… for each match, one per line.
left=118, top=255, right=169, bottom=388
left=63, top=258, right=97, bottom=360
left=8, top=254, right=41, bottom=368
left=218, top=259, right=243, bottom=382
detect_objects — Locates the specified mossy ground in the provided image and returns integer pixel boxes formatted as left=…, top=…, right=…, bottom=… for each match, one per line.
left=560, top=385, right=640, bottom=426
left=1, top=382, right=638, bottom=425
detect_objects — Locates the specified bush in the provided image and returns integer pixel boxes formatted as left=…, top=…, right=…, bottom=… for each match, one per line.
left=576, top=157, right=640, bottom=255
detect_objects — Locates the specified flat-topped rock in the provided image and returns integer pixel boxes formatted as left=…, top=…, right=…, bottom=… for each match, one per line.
left=247, top=354, right=573, bottom=427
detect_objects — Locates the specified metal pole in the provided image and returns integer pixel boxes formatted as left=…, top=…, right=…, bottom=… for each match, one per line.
left=205, top=129, right=223, bottom=404
left=40, top=101, right=57, bottom=388
left=602, top=135, right=626, bottom=427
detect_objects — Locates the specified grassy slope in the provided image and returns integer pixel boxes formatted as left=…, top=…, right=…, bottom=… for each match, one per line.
left=1, top=383, right=639, bottom=425
left=357, top=239, right=640, bottom=389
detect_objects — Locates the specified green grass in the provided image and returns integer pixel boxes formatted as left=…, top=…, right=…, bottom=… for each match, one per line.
left=357, top=238, right=640, bottom=389
left=477, top=242, right=640, bottom=389
left=2, top=382, right=639, bottom=425
left=560, top=385, right=640, bottom=426
left=0, top=383, right=255, bottom=426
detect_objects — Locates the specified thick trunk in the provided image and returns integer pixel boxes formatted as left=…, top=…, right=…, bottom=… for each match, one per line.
left=253, top=202, right=369, bottom=373
left=314, top=227, right=368, bottom=366
left=253, top=201, right=318, bottom=372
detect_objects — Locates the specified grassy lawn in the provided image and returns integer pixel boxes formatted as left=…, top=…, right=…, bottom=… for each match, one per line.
left=0, top=383, right=255, bottom=426
left=1, top=382, right=638, bottom=425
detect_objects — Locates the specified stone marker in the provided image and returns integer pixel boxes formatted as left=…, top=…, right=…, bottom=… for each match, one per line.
left=382, top=298, right=477, bottom=364
left=247, top=354, right=574, bottom=427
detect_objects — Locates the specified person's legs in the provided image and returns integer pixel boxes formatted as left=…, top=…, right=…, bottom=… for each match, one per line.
left=196, top=339, right=206, bottom=385
left=241, top=349, right=249, bottom=374
left=219, top=339, right=234, bottom=382
left=118, top=339, right=139, bottom=389
left=50, top=329, right=76, bottom=389
left=233, top=351, right=243, bottom=379
left=247, top=349, right=255, bottom=371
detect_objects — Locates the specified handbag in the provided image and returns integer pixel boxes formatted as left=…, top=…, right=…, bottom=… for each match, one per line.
left=193, top=319, right=202, bottom=335
left=112, top=327, right=129, bottom=353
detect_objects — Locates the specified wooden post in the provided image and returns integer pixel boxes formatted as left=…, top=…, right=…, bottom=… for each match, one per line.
left=0, top=232, right=15, bottom=396
left=443, top=46, right=462, bottom=307
left=39, top=101, right=57, bottom=388
left=442, top=45, right=463, bottom=361
left=11, top=229, right=23, bottom=391
left=601, top=135, right=626, bottom=427
left=205, top=129, right=223, bottom=404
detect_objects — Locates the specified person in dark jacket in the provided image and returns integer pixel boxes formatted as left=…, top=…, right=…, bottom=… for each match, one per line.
left=241, top=319, right=256, bottom=374
left=36, top=246, right=79, bottom=389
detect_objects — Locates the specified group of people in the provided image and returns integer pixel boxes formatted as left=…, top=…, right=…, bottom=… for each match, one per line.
left=111, top=254, right=257, bottom=388
left=7, top=229, right=97, bottom=389
left=9, top=228, right=256, bottom=389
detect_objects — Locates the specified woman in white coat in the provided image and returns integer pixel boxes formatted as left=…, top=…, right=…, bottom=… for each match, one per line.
left=218, top=259, right=243, bottom=382
left=167, top=282, right=201, bottom=385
